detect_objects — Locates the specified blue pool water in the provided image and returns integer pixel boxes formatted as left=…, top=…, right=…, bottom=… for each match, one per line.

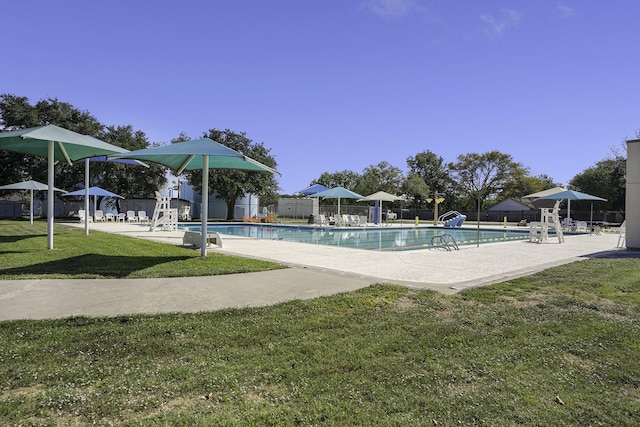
left=182, top=223, right=533, bottom=251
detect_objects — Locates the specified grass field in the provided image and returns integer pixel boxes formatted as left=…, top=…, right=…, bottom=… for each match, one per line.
left=0, top=220, right=638, bottom=425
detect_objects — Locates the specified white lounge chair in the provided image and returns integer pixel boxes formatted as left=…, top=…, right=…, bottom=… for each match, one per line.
left=575, top=221, right=588, bottom=232
left=94, top=210, right=105, bottom=222
left=316, top=214, right=329, bottom=226
left=78, top=209, right=92, bottom=223
left=126, top=210, right=138, bottom=222
left=137, top=211, right=149, bottom=223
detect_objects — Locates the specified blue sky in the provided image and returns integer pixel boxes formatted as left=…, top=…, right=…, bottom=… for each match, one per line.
left=2, top=1, right=638, bottom=194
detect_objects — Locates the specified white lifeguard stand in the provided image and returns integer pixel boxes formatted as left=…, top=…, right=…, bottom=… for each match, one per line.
left=529, top=201, right=564, bottom=243
left=150, top=191, right=178, bottom=231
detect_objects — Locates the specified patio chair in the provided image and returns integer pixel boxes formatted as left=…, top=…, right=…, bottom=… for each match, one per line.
left=316, top=214, right=328, bottom=226
left=78, top=209, right=93, bottom=223
left=94, top=210, right=106, bottom=222
left=137, top=211, right=149, bottom=223
left=126, top=210, right=138, bottom=222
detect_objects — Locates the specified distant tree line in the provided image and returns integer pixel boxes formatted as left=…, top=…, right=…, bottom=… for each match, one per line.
left=0, top=94, right=630, bottom=216
left=308, top=148, right=628, bottom=214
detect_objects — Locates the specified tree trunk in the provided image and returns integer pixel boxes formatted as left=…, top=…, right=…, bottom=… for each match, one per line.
left=225, top=199, right=235, bottom=220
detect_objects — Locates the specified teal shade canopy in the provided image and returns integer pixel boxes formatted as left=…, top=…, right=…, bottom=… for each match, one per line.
left=0, top=124, right=128, bottom=249
left=537, top=190, right=607, bottom=201
left=310, top=187, right=365, bottom=200
left=0, top=124, right=128, bottom=163
left=109, top=137, right=278, bottom=257
left=109, top=138, right=278, bottom=175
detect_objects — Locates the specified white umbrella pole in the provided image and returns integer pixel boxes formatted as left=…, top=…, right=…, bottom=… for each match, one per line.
left=201, top=155, right=208, bottom=257
left=30, top=189, right=34, bottom=224
left=47, top=141, right=54, bottom=249
left=84, top=158, right=90, bottom=235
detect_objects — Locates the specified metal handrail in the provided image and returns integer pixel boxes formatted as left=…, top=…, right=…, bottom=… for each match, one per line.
left=431, top=234, right=459, bottom=251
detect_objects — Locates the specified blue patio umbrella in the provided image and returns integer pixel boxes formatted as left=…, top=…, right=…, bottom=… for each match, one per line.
left=77, top=153, right=148, bottom=234
left=298, top=183, right=328, bottom=196
left=63, top=186, right=124, bottom=217
left=310, top=187, right=365, bottom=221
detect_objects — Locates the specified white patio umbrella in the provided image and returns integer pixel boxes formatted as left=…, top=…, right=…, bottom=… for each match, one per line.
left=359, top=191, right=403, bottom=224
left=0, top=180, right=67, bottom=224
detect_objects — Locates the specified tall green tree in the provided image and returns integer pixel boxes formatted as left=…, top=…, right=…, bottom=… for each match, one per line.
left=406, top=150, right=456, bottom=210
left=570, top=156, right=625, bottom=212
left=401, top=171, right=429, bottom=208
left=448, top=151, right=525, bottom=211
left=0, top=94, right=166, bottom=205
left=355, top=161, right=404, bottom=196
left=498, top=173, right=559, bottom=205
left=406, top=150, right=453, bottom=193
left=182, top=129, right=279, bottom=220
left=311, top=170, right=360, bottom=190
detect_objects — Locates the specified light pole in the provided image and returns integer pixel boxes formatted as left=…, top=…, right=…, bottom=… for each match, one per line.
left=426, top=191, right=445, bottom=226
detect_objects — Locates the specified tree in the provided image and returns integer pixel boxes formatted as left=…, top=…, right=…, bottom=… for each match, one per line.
left=0, top=94, right=167, bottom=206
left=406, top=150, right=456, bottom=210
left=183, top=129, right=279, bottom=220
left=448, top=151, right=525, bottom=211
left=355, top=161, right=404, bottom=196
left=311, top=170, right=360, bottom=190
left=401, top=171, right=429, bottom=208
left=498, top=173, right=559, bottom=205
left=570, top=156, right=625, bottom=212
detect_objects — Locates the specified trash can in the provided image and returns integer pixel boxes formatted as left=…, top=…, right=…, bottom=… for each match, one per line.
left=308, top=214, right=315, bottom=224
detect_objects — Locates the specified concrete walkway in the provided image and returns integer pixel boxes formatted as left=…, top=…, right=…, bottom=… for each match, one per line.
left=0, top=222, right=629, bottom=321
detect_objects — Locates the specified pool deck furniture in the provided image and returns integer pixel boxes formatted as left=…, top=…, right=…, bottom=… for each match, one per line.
left=183, top=230, right=223, bottom=248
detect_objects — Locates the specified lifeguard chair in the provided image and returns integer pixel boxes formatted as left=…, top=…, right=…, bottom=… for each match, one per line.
left=149, top=191, right=178, bottom=231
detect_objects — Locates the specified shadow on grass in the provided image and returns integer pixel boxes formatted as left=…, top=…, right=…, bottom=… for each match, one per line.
left=0, top=233, right=47, bottom=244
left=0, top=253, right=192, bottom=278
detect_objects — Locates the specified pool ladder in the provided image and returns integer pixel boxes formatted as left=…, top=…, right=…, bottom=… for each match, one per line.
left=431, top=234, right=459, bottom=251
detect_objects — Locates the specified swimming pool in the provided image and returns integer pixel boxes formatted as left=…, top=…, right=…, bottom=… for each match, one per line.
left=182, top=223, right=533, bottom=251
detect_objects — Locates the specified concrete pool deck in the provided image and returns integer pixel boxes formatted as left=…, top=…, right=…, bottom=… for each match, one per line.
left=0, top=221, right=631, bottom=320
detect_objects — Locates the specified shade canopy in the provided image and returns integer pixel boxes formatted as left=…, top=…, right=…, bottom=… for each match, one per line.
left=0, top=125, right=128, bottom=248
left=311, top=187, right=365, bottom=200
left=0, top=180, right=67, bottom=224
left=360, top=191, right=403, bottom=202
left=536, top=190, right=607, bottom=202
left=110, top=138, right=278, bottom=256
left=298, top=183, right=328, bottom=196
left=0, top=179, right=66, bottom=193
left=63, top=186, right=124, bottom=199
left=310, top=187, right=365, bottom=223
left=538, top=189, right=607, bottom=233
left=63, top=187, right=124, bottom=219
left=109, top=138, right=278, bottom=175
left=522, top=186, right=567, bottom=199
left=359, top=191, right=403, bottom=225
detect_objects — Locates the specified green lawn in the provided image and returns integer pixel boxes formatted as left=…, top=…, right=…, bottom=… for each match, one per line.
left=0, top=220, right=638, bottom=425
left=0, top=220, right=285, bottom=279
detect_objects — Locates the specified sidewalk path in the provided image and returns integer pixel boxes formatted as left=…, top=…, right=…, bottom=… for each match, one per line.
left=0, top=222, right=629, bottom=321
